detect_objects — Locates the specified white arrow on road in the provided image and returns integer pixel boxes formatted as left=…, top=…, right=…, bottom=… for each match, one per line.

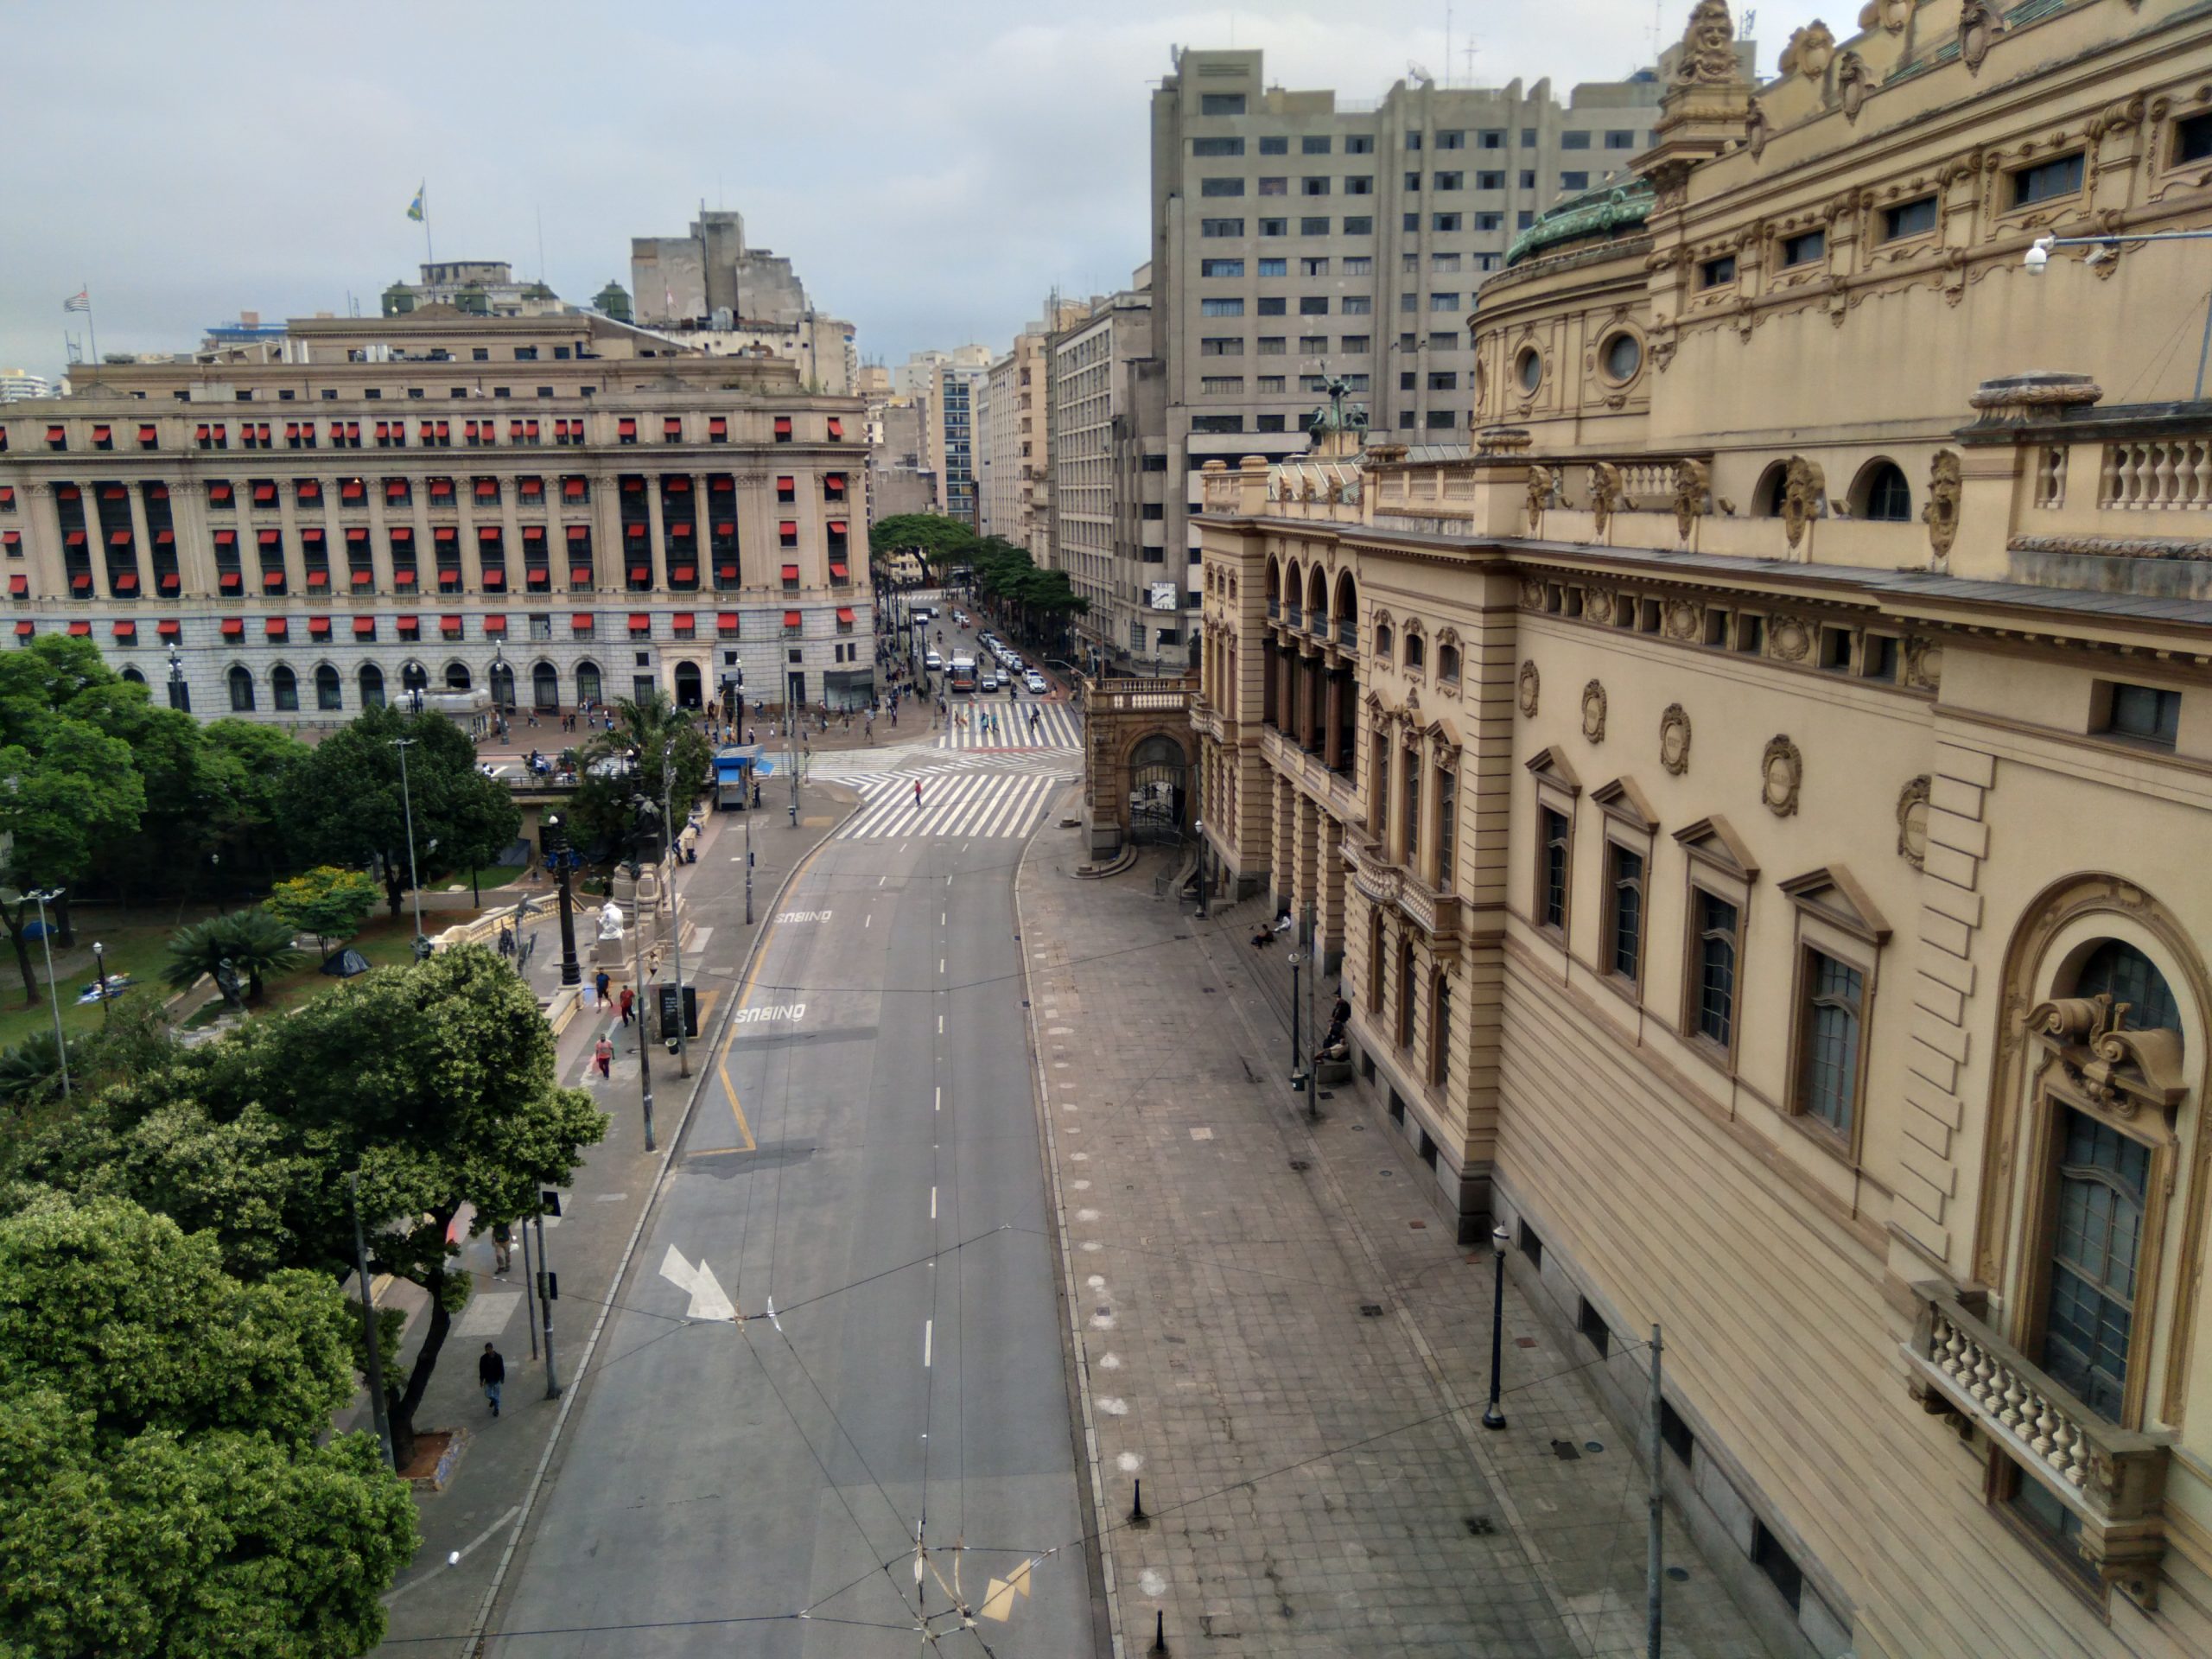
left=658, top=1244, right=738, bottom=1322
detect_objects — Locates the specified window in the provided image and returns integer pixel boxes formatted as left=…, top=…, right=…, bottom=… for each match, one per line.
left=1610, top=844, right=1645, bottom=986
left=1425, top=410, right=1455, bottom=429
left=1200, top=92, right=1245, bottom=116
left=1200, top=297, right=1247, bottom=317
left=1560, top=130, right=1592, bottom=150
left=1428, top=371, right=1458, bottom=391
left=1432, top=213, right=1462, bottom=232
left=1476, top=171, right=1503, bottom=190
left=1403, top=171, right=1421, bottom=191
left=1255, top=412, right=1287, bottom=429
left=1341, top=334, right=1370, bottom=353
left=227, top=664, right=256, bottom=711
left=1405, top=132, right=1422, bottom=151
left=1782, top=229, right=1827, bottom=267
left=1300, top=215, right=1331, bottom=235
left=1882, top=195, right=1939, bottom=241
left=1200, top=376, right=1244, bottom=394
left=1343, top=215, right=1373, bottom=235
left=1659, top=1401, right=1694, bottom=1465
left=1397, top=934, right=1418, bottom=1048
left=1201, top=257, right=1245, bottom=277
left=1190, top=415, right=1245, bottom=434
left=1476, top=212, right=1504, bottom=231
left=1200, top=177, right=1246, bottom=197
left=1258, top=296, right=1287, bottom=315
left=1258, top=135, right=1288, bottom=156
left=1539, top=808, right=1570, bottom=932
left=2012, top=152, right=2084, bottom=208
left=1516, top=348, right=1541, bottom=392
left=1301, top=176, right=1331, bottom=195
left=1605, top=130, right=1636, bottom=149
left=1819, top=626, right=1854, bottom=673
left=1520, top=169, right=1535, bottom=188
left=1860, top=461, right=1911, bottom=521
left=2041, top=1106, right=2158, bottom=1424
left=1521, top=128, right=1536, bottom=146
left=1517, top=210, right=1535, bottom=228
left=1751, top=1522, right=1802, bottom=1613
left=2102, top=682, right=2183, bottom=748
left=2177, top=111, right=2212, bottom=165
left=1400, top=370, right=1417, bottom=391
left=1403, top=213, right=1421, bottom=233
left=1258, top=257, right=1287, bottom=276
left=1258, top=176, right=1287, bottom=196
left=1478, top=130, right=1503, bottom=149
left=1429, top=292, right=1460, bottom=311
left=1602, top=334, right=1642, bottom=381
left=1260, top=218, right=1287, bottom=236
left=1434, top=171, right=1464, bottom=191
left=1192, top=137, right=1244, bottom=156
left=1736, top=613, right=1764, bottom=654
left=1346, top=133, right=1373, bottom=154
left=1796, top=951, right=1865, bottom=1138
left=1257, top=335, right=1287, bottom=354
left=1560, top=171, right=1590, bottom=192
left=1299, top=296, right=1329, bottom=315
left=1434, top=765, right=1457, bottom=889
left=1199, top=336, right=1245, bottom=355
left=1344, top=256, right=1373, bottom=275
left=1700, top=255, right=1738, bottom=287
left=1577, top=1298, right=1611, bottom=1356
left=1693, top=891, right=1739, bottom=1049
left=1201, top=218, right=1246, bottom=237
left=1430, top=972, right=1452, bottom=1087
left=1431, top=252, right=1461, bottom=272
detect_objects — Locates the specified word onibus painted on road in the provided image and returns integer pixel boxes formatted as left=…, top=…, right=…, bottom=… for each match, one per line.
left=775, top=910, right=833, bottom=925
left=730, top=1002, right=805, bottom=1025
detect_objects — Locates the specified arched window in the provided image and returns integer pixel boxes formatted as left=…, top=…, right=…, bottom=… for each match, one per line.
left=315, top=664, right=342, bottom=710
left=359, top=663, right=385, bottom=708
left=1397, top=936, right=1418, bottom=1048
left=1305, top=565, right=1327, bottom=623
left=1374, top=621, right=1394, bottom=663
left=1853, top=459, right=1912, bottom=522
left=1403, top=632, right=1426, bottom=671
left=1332, top=569, right=1357, bottom=644
left=1430, top=971, right=1451, bottom=1087
left=1437, top=642, right=1460, bottom=684
left=489, top=660, right=516, bottom=711
left=575, top=658, right=603, bottom=705
left=227, top=664, right=256, bottom=711
left=400, top=659, right=429, bottom=691
left=2073, top=939, right=2181, bottom=1036
left=531, top=660, right=561, bottom=710
left=120, top=665, right=146, bottom=685
left=445, top=661, right=472, bottom=690
left=1751, top=461, right=1789, bottom=517
left=270, top=664, right=299, bottom=711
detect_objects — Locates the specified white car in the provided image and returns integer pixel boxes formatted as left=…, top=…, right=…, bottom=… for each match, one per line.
left=980, top=671, right=1001, bottom=692
left=1024, top=671, right=1048, bottom=695
left=925, top=651, right=944, bottom=670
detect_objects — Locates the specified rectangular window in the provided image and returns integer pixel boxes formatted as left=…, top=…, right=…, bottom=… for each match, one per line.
left=1192, top=137, right=1244, bottom=156
left=1200, top=218, right=1246, bottom=237
left=1258, top=176, right=1287, bottom=196
left=1190, top=415, right=1245, bottom=434
left=1344, top=175, right=1373, bottom=196
left=1819, top=625, right=1853, bottom=673
left=1343, top=215, right=1373, bottom=235
left=1782, top=229, right=1827, bottom=267
left=1200, top=176, right=1246, bottom=197
left=1432, top=213, right=1461, bottom=232
left=1255, top=376, right=1287, bottom=392
left=1299, top=338, right=1329, bottom=356
left=1403, top=213, right=1421, bottom=233
left=2012, top=152, right=2085, bottom=209
left=1404, top=170, right=1421, bottom=191
left=1430, top=252, right=1461, bottom=272
left=1258, top=135, right=1288, bottom=156
left=1521, top=128, right=1537, bottom=146
left=1694, top=891, right=1740, bottom=1049
left=1429, top=292, right=1461, bottom=311
left=1434, top=171, right=1464, bottom=191
left=1517, top=210, right=1535, bottom=228
left=1300, top=134, right=1331, bottom=155
left=1198, top=336, right=1246, bottom=356
left=2038, top=1108, right=2151, bottom=1420
left=1424, top=410, right=1455, bottom=429
left=1256, top=335, right=1287, bottom=354
left=1405, top=132, right=1423, bottom=151
left=1260, top=217, right=1287, bottom=236
left=2177, top=110, right=2212, bottom=165
left=1200, top=297, right=1247, bottom=316
left=1577, top=1298, right=1611, bottom=1356
left=1560, top=130, right=1592, bottom=150
left=1300, top=175, right=1330, bottom=195
left=1428, top=371, right=1458, bottom=391
left=1200, top=92, right=1246, bottom=116
left=1605, top=844, right=1644, bottom=982
left=2103, top=681, right=2182, bottom=747
left=1735, top=613, right=1764, bottom=654
left=1255, top=412, right=1287, bottom=430
left=1560, top=171, right=1590, bottom=192
left=1751, top=1523, right=1802, bottom=1613
left=1700, top=255, right=1738, bottom=287
left=1300, top=215, right=1331, bottom=235
left=1346, top=133, right=1373, bottom=154
left=1882, top=195, right=1939, bottom=241
left=1340, top=334, right=1370, bottom=353
left=1476, top=171, right=1503, bottom=190
left=1257, top=296, right=1287, bottom=315
left=1344, top=256, right=1373, bottom=275
left=1200, top=376, right=1244, bottom=394
left=1300, top=257, right=1330, bottom=276
left=1796, top=950, right=1865, bottom=1138
left=1540, top=808, right=1570, bottom=931
left=1299, top=296, right=1329, bottom=315
left=1476, top=212, right=1504, bottom=231
left=1258, top=257, right=1287, bottom=276
left=1200, top=257, right=1246, bottom=277
left=1605, top=130, right=1636, bottom=149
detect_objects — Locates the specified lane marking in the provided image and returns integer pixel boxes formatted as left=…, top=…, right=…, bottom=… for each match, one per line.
left=934, top=1084, right=942, bottom=1113
left=923, top=1319, right=933, bottom=1369
left=930, top=1185, right=938, bottom=1220
left=938, top=957, right=945, bottom=975
left=938, top=1014, right=944, bottom=1034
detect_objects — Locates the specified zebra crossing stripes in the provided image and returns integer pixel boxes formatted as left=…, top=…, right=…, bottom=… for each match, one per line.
left=937, top=701, right=1082, bottom=752
left=834, top=769, right=1060, bottom=841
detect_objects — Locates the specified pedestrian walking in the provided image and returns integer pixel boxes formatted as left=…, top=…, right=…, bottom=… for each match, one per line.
left=497, top=925, right=516, bottom=961
left=913, top=779, right=924, bottom=808
left=594, top=1034, right=613, bottom=1077
left=480, top=1341, right=505, bottom=1416
left=595, top=969, right=611, bottom=1009
left=619, top=984, right=635, bottom=1027
left=491, top=1221, right=512, bottom=1276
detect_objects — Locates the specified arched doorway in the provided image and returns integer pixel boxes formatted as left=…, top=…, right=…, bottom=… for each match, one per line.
left=531, top=660, right=560, bottom=711
left=315, top=664, right=342, bottom=710
left=120, top=665, right=145, bottom=685
left=444, top=660, right=473, bottom=691
left=271, top=664, right=299, bottom=711
left=674, top=661, right=703, bottom=710
left=490, top=660, right=516, bottom=711
left=359, top=663, right=385, bottom=708
left=575, top=658, right=603, bottom=706
left=1127, top=733, right=1189, bottom=844
left=227, top=664, right=256, bottom=711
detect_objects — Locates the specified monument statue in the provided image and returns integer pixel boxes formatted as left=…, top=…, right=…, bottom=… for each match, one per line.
left=596, top=901, right=626, bottom=942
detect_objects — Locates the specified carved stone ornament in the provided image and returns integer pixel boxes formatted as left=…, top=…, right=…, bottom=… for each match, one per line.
left=1660, top=703, right=1693, bottom=776
left=1958, top=0, right=2004, bottom=74
left=1781, top=454, right=1826, bottom=550
left=1664, top=599, right=1702, bottom=640
left=1760, top=734, right=1803, bottom=817
left=1525, top=462, right=1554, bottom=535
left=1518, top=576, right=1546, bottom=610
left=1769, top=614, right=1813, bottom=662
left=1589, top=461, right=1624, bottom=537
left=1857, top=0, right=1910, bottom=34
left=1518, top=658, right=1541, bottom=717
left=1581, top=679, right=1609, bottom=744
left=1836, top=51, right=1872, bottom=124
left=1673, top=458, right=1710, bottom=541
left=2026, top=994, right=2189, bottom=1124
left=1923, top=449, right=1962, bottom=564
left=1896, top=774, right=1931, bottom=869
left=1745, top=98, right=1770, bottom=162
left=1778, top=21, right=1835, bottom=81
left=1584, top=588, right=1615, bottom=626
left=1675, top=0, right=1742, bottom=86
left=1905, top=637, right=1944, bottom=692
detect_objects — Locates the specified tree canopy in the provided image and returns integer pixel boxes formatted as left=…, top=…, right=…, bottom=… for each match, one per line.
left=267, top=867, right=382, bottom=960
left=868, top=512, right=980, bottom=571
left=565, top=692, right=710, bottom=861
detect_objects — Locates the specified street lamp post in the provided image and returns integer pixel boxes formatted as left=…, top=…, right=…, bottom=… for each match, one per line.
left=167, top=642, right=190, bottom=712
left=625, top=791, right=660, bottom=1153
left=29, top=888, right=69, bottom=1099
left=543, top=812, right=581, bottom=987
left=92, top=940, right=108, bottom=1024
left=660, top=737, right=692, bottom=1078
left=1483, top=1224, right=1511, bottom=1429
left=2025, top=228, right=2212, bottom=397
left=388, top=736, right=429, bottom=960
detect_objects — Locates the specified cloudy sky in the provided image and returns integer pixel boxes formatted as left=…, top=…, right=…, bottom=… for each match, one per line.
left=5, top=0, right=1821, bottom=382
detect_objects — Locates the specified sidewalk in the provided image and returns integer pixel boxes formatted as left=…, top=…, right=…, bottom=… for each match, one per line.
left=1016, top=787, right=1777, bottom=1658
left=365, top=780, right=853, bottom=1654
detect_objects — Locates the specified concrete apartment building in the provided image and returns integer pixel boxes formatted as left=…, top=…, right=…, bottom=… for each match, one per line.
left=629, top=210, right=860, bottom=395
left=1, top=371, right=55, bottom=404
left=929, top=358, right=987, bottom=525
left=1, top=305, right=873, bottom=721
left=1187, top=2, right=2212, bottom=1653
left=1148, top=44, right=1751, bottom=660
left=979, top=302, right=1090, bottom=557
left=865, top=396, right=934, bottom=525
left=1047, top=283, right=1169, bottom=675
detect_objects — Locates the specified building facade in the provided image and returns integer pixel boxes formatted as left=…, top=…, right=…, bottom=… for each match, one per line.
left=930, top=359, right=986, bottom=526
left=0, top=371, right=54, bottom=404
left=1, top=308, right=873, bottom=723
left=1048, top=284, right=1169, bottom=673
left=1193, top=3, right=2212, bottom=1655
left=981, top=303, right=1089, bottom=559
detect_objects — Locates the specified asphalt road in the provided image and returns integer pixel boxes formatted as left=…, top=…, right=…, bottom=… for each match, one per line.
left=486, top=770, right=1096, bottom=1655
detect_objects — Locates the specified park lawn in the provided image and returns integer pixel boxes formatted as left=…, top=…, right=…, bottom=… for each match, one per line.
left=246, top=911, right=486, bottom=1017
left=0, top=925, right=177, bottom=1050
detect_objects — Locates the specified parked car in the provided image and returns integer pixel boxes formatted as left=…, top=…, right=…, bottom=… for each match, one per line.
left=1025, top=671, right=1048, bottom=695
left=980, top=671, right=1001, bottom=692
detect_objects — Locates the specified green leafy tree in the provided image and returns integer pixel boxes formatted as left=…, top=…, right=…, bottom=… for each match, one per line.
left=267, top=867, right=381, bottom=960
left=567, top=692, right=710, bottom=861
left=162, top=907, right=304, bottom=1007
left=278, top=704, right=518, bottom=920
left=0, top=1194, right=416, bottom=1657
left=0, top=718, right=146, bottom=1007
left=868, top=512, right=979, bottom=575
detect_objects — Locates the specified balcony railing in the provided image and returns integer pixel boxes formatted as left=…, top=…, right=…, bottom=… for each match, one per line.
left=1902, top=1282, right=2170, bottom=1607
left=2098, top=438, right=2212, bottom=511
left=1342, top=833, right=1463, bottom=945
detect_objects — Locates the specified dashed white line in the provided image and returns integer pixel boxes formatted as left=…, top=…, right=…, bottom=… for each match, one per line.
left=938, top=957, right=945, bottom=974
left=934, top=1084, right=942, bottom=1113
left=938, top=1014, right=944, bottom=1034
left=930, top=1185, right=938, bottom=1220
left=924, top=1319, right=933, bottom=1369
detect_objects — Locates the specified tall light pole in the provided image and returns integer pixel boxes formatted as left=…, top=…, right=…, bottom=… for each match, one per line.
left=660, top=735, right=692, bottom=1078
left=388, top=736, right=429, bottom=959
left=1483, top=1224, right=1510, bottom=1429
left=167, top=641, right=190, bottom=712
left=543, top=812, right=581, bottom=987
left=29, top=888, right=69, bottom=1099
left=625, top=791, right=659, bottom=1154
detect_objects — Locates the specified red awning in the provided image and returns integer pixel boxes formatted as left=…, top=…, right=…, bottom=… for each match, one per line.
left=346, top=526, right=369, bottom=543
left=434, top=526, right=456, bottom=542
left=0, top=532, right=16, bottom=552
left=385, top=480, right=407, bottom=498
left=572, top=613, right=594, bottom=628
left=779, top=522, right=798, bottom=539
left=626, top=522, right=645, bottom=538
left=213, top=529, right=238, bottom=548
left=474, top=480, right=497, bottom=498
left=478, top=525, right=500, bottom=541
left=46, top=425, right=65, bottom=442
left=307, top=570, right=328, bottom=587
left=782, top=609, right=802, bottom=627
left=522, top=525, right=545, bottom=541
left=71, top=573, right=92, bottom=590
left=114, top=572, right=139, bottom=591
left=221, top=618, right=245, bottom=636
left=308, top=616, right=330, bottom=632
left=264, top=618, right=287, bottom=638
left=108, top=529, right=130, bottom=546
left=438, top=570, right=461, bottom=587
left=563, top=478, right=586, bottom=498
left=826, top=418, right=843, bottom=440
left=262, top=572, right=285, bottom=590
left=717, top=612, right=739, bottom=630
left=829, top=562, right=849, bottom=580
left=219, top=572, right=242, bottom=591
left=671, top=614, right=696, bottom=634
left=68, top=620, right=92, bottom=636
left=158, top=620, right=181, bottom=638
left=482, top=569, right=505, bottom=588
left=836, top=607, right=855, bottom=624
left=571, top=566, right=594, bottom=584
left=628, top=563, right=650, bottom=582
left=664, top=418, right=683, bottom=435
left=394, top=569, right=417, bottom=585
left=618, top=418, right=638, bottom=435
left=195, top=424, right=211, bottom=441
left=567, top=524, right=589, bottom=541
left=776, top=475, right=794, bottom=493
left=353, top=617, right=376, bottom=635
left=138, top=424, right=157, bottom=443
left=209, top=483, right=232, bottom=502
left=66, top=530, right=86, bottom=547
left=827, top=522, right=847, bottom=538
left=397, top=615, right=420, bottom=633
left=483, top=614, right=508, bottom=633
left=353, top=570, right=374, bottom=586
left=671, top=564, right=696, bottom=582
left=718, top=563, right=737, bottom=579
left=670, top=521, right=693, bottom=537
left=390, top=526, right=413, bottom=542
left=155, top=528, right=175, bottom=545
left=665, top=475, right=690, bottom=493
left=258, top=530, right=279, bottom=546
left=709, top=417, right=728, bottom=438
left=12, top=622, right=32, bottom=638
left=714, top=521, right=734, bottom=536
left=780, top=563, right=799, bottom=580
left=441, top=614, right=462, bottom=630
left=773, top=417, right=792, bottom=437
left=253, top=484, right=276, bottom=502
left=709, top=474, right=734, bottom=493
left=5, top=575, right=25, bottom=595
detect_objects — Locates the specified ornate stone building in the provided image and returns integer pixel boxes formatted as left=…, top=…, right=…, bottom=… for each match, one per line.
left=1195, top=2, right=2212, bottom=1653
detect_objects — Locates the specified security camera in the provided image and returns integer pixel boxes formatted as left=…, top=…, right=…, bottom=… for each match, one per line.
left=2024, top=234, right=2055, bottom=274
left=2084, top=241, right=2118, bottom=267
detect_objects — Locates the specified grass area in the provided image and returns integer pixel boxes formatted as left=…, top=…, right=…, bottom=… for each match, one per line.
left=178, top=911, right=486, bottom=1029
left=0, top=925, right=178, bottom=1050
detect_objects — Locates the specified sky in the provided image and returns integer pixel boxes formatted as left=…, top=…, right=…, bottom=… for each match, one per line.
left=3, top=0, right=1826, bottom=383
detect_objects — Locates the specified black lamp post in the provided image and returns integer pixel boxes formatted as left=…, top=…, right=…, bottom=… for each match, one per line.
left=167, top=642, right=190, bottom=712
left=1483, top=1223, right=1511, bottom=1429
left=543, top=811, right=581, bottom=987
left=92, top=940, right=109, bottom=1024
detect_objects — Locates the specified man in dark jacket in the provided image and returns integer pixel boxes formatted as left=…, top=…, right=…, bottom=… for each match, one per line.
left=480, top=1342, right=505, bottom=1417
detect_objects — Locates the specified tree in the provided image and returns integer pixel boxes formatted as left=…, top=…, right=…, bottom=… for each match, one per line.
left=278, top=704, right=518, bottom=921
left=162, top=907, right=304, bottom=1007
left=0, top=717, right=146, bottom=1006
left=567, top=692, right=710, bottom=861
left=0, top=1194, right=416, bottom=1657
left=868, top=512, right=979, bottom=575
left=267, top=868, right=380, bottom=960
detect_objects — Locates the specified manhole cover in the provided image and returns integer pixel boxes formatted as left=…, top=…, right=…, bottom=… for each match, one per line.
left=1549, top=1440, right=1581, bottom=1461
left=1666, top=1567, right=1690, bottom=1583
left=1377, top=1168, right=1394, bottom=1178
left=1359, top=1303, right=1385, bottom=1318
left=1585, top=1440, right=1605, bottom=1453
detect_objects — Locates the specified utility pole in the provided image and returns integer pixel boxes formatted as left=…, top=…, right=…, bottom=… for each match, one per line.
left=627, top=859, right=658, bottom=1153
left=29, top=889, right=69, bottom=1100
left=535, top=1195, right=561, bottom=1399
left=518, top=1209, right=538, bottom=1360
left=661, top=738, right=691, bottom=1077
left=348, top=1172, right=396, bottom=1470
left=1648, top=1323, right=1665, bottom=1658
left=390, top=736, right=428, bottom=958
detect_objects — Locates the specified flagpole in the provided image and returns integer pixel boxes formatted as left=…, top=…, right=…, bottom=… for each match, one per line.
left=83, top=283, right=98, bottom=367
left=423, top=190, right=433, bottom=269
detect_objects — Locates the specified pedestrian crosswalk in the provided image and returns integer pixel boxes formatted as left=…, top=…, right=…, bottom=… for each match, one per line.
left=833, top=768, right=1064, bottom=841
left=938, top=700, right=1082, bottom=752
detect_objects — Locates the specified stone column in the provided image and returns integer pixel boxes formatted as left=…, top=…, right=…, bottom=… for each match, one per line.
left=1319, top=814, right=1347, bottom=974
left=1292, top=790, right=1319, bottom=943
left=1323, top=671, right=1344, bottom=769
left=1272, top=772, right=1295, bottom=913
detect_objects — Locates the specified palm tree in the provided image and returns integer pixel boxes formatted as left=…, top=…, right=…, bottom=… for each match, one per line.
left=162, top=907, right=304, bottom=1007
left=579, top=692, right=710, bottom=817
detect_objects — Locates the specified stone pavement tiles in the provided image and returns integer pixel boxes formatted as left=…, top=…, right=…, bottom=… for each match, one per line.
left=1016, top=803, right=1778, bottom=1659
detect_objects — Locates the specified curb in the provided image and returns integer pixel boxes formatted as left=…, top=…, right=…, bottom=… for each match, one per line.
left=1014, top=785, right=1127, bottom=1659
left=459, top=785, right=857, bottom=1657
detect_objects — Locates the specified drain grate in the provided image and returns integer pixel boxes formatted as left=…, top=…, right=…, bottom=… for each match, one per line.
left=1288, top=1160, right=1310, bottom=1172
left=1359, top=1303, right=1385, bottom=1318
left=1464, top=1515, right=1496, bottom=1537
left=1549, top=1440, right=1581, bottom=1461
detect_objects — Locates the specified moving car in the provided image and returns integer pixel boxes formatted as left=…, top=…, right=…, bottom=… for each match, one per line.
left=925, top=650, right=944, bottom=670
left=1024, top=671, right=1048, bottom=695
left=980, top=671, right=1001, bottom=692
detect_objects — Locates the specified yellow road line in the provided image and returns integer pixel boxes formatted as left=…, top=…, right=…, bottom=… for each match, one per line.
left=707, top=834, right=840, bottom=1155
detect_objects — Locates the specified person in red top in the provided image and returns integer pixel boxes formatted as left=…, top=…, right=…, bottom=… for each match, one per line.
left=594, top=1035, right=613, bottom=1077
left=618, top=985, right=635, bottom=1027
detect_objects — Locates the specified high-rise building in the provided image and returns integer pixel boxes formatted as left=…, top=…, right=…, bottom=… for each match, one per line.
left=0, top=306, right=873, bottom=719
left=628, top=210, right=860, bottom=394
left=1047, top=280, right=1166, bottom=674
left=929, top=359, right=987, bottom=526
left=1149, top=45, right=1749, bottom=660
left=980, top=302, right=1091, bottom=557
left=0, top=370, right=55, bottom=404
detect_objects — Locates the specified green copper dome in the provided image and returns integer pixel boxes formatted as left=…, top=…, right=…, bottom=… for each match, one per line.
left=1505, top=175, right=1656, bottom=268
